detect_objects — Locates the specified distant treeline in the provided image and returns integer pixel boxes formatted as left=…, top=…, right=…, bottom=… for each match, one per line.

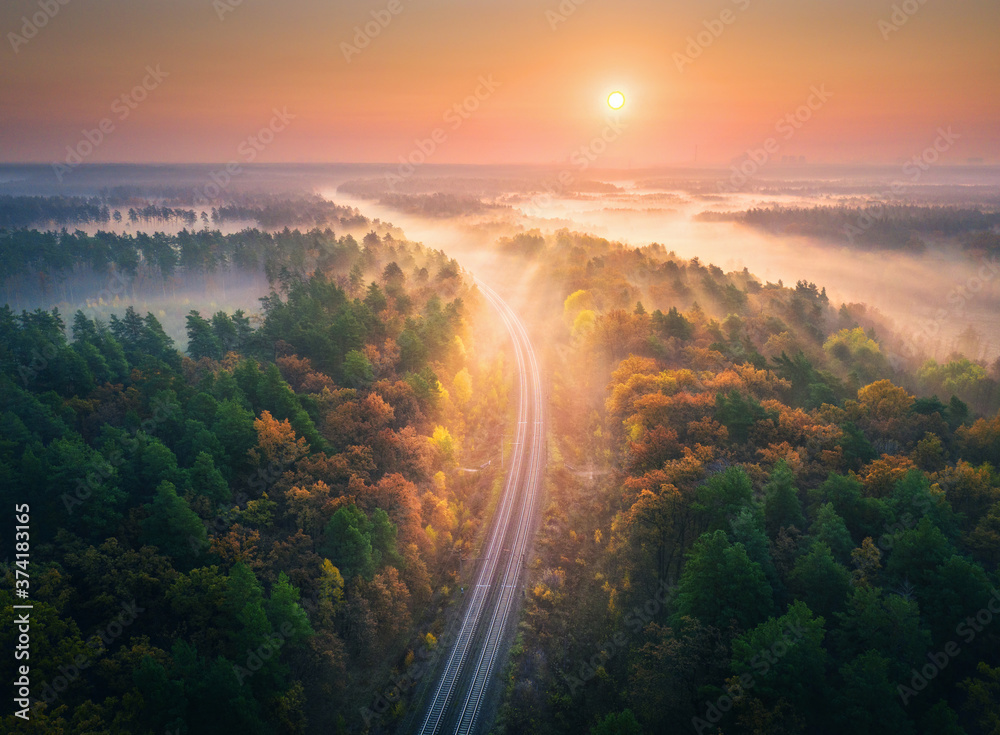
left=1, top=227, right=306, bottom=280
left=0, top=195, right=113, bottom=228
left=211, top=199, right=373, bottom=229
left=696, top=205, right=1000, bottom=252
left=0, top=193, right=395, bottom=233
left=376, top=192, right=508, bottom=218
left=0, top=228, right=411, bottom=308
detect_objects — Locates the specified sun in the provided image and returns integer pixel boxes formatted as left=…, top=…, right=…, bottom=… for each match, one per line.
left=607, top=91, right=625, bottom=110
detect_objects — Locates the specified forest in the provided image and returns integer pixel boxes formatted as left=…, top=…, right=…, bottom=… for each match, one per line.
left=1, top=215, right=514, bottom=733
left=1, top=194, right=998, bottom=735
left=486, top=228, right=1000, bottom=735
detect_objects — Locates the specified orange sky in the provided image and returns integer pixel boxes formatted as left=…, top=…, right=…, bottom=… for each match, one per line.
left=1, top=0, right=998, bottom=166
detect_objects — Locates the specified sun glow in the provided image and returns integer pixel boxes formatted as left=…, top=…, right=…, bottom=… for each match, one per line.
left=607, top=91, right=625, bottom=110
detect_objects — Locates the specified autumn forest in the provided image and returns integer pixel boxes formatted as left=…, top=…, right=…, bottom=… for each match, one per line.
left=1, top=185, right=999, bottom=735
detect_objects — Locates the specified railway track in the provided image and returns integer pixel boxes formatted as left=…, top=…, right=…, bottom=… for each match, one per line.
left=414, top=279, right=545, bottom=735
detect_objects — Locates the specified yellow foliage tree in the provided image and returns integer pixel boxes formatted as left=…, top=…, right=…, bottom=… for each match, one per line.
left=857, top=379, right=914, bottom=421
left=249, top=410, right=310, bottom=468
left=572, top=309, right=597, bottom=340
left=431, top=425, right=455, bottom=464
left=319, top=558, right=345, bottom=609
left=452, top=367, right=473, bottom=406
left=563, top=289, right=593, bottom=322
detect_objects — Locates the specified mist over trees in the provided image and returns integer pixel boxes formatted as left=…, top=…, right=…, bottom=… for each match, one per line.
left=696, top=204, right=1000, bottom=254
left=0, top=192, right=391, bottom=233
left=486, top=227, right=1000, bottom=735
left=2, top=186, right=998, bottom=734
left=0, top=203, right=514, bottom=733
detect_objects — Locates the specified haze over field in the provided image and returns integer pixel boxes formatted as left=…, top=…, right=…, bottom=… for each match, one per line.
left=328, top=165, right=1000, bottom=363
left=4, top=161, right=999, bottom=363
